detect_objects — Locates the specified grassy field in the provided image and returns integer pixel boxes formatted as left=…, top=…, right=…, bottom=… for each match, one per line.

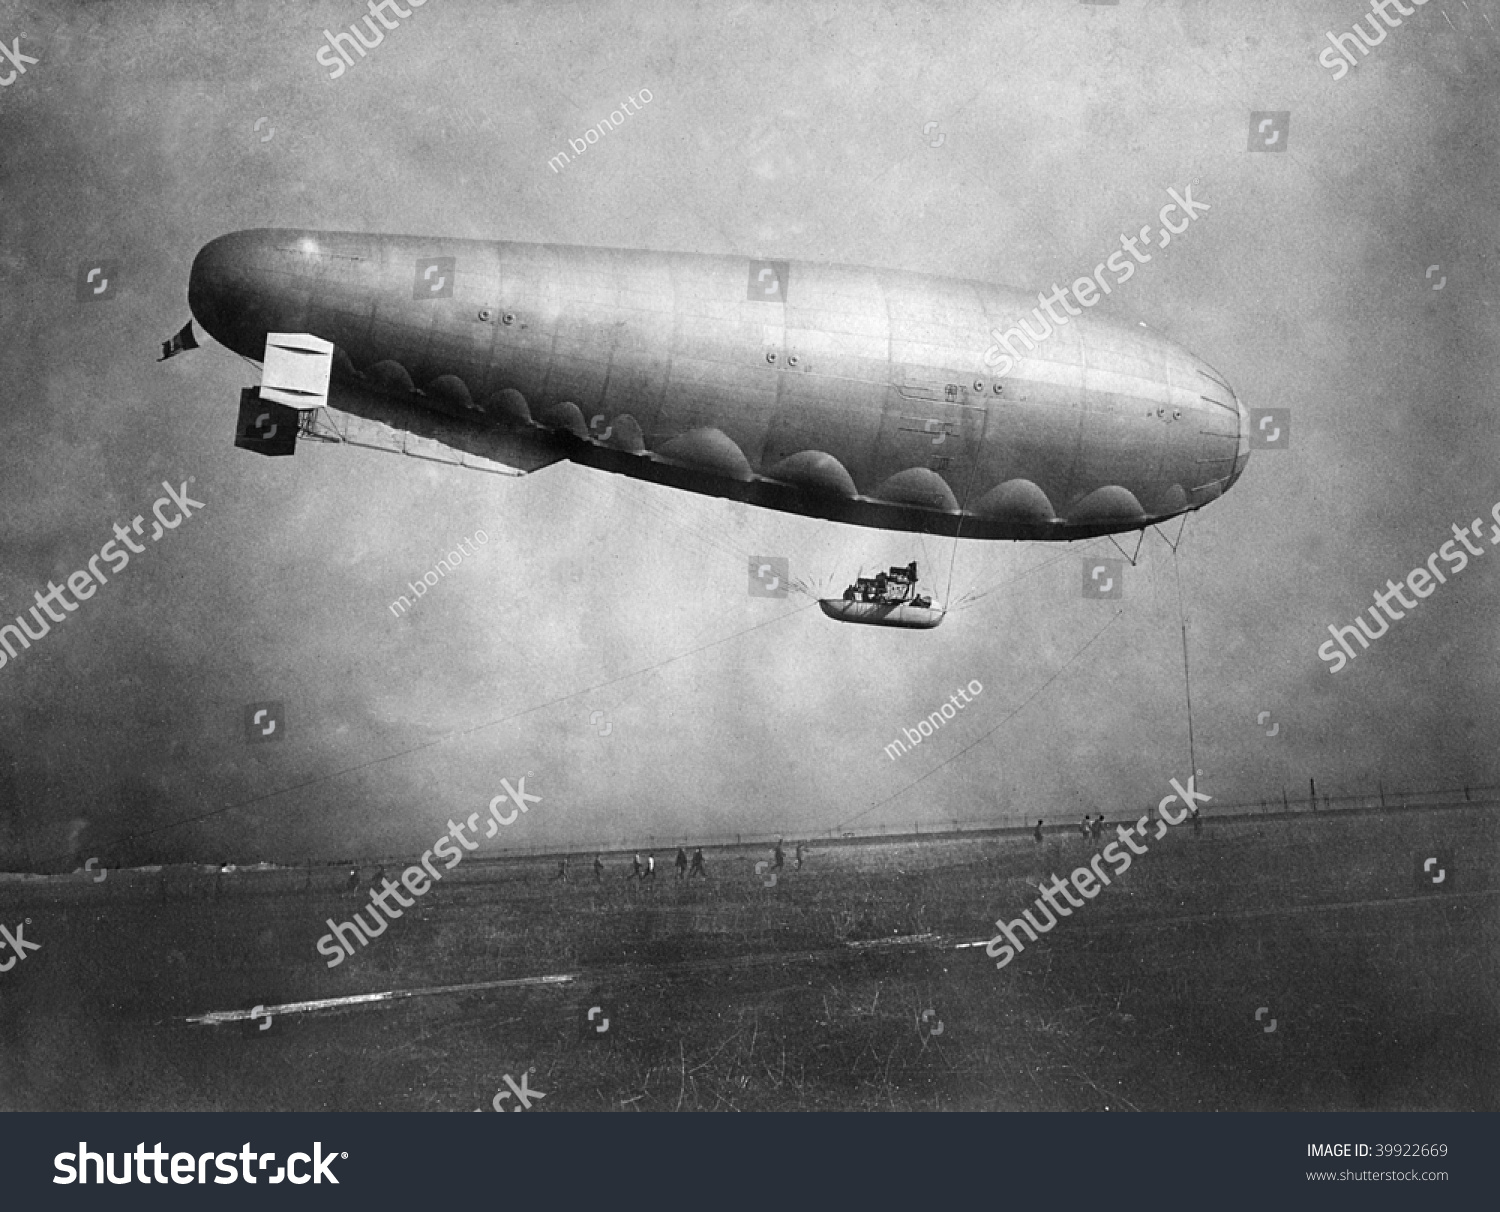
left=0, top=805, right=1494, bottom=1111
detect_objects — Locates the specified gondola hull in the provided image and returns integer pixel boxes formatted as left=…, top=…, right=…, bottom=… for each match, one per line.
left=817, top=600, right=946, bottom=629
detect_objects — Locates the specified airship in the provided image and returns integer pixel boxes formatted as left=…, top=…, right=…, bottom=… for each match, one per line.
left=176, top=228, right=1248, bottom=570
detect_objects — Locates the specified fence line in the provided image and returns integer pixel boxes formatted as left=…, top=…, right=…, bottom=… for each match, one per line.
left=16, top=780, right=1498, bottom=876
left=421, top=778, right=1500, bottom=863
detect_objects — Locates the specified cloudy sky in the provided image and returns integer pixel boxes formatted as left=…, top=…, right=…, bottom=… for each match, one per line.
left=1, top=0, right=1497, bottom=868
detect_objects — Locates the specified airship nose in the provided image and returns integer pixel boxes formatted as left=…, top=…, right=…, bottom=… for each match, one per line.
left=188, top=229, right=292, bottom=356
left=188, top=232, right=246, bottom=341
left=1226, top=382, right=1251, bottom=489
left=1187, top=355, right=1249, bottom=497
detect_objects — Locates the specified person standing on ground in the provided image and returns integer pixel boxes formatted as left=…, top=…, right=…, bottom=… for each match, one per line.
left=690, top=848, right=707, bottom=878
left=773, top=838, right=785, bottom=870
left=1033, top=819, right=1044, bottom=845
left=794, top=842, right=803, bottom=871
left=675, top=847, right=688, bottom=879
left=553, top=856, right=569, bottom=882
left=593, top=854, right=605, bottom=881
left=645, top=852, right=656, bottom=882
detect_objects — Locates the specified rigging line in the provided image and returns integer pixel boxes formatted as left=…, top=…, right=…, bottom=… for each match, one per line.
left=1106, top=529, right=1147, bottom=566
left=537, top=478, right=772, bottom=668
left=942, top=453, right=978, bottom=612
left=1171, top=529, right=1197, bottom=779
left=1153, top=513, right=1190, bottom=555
left=110, top=600, right=823, bottom=847
left=958, top=548, right=1073, bottom=604
left=587, top=471, right=752, bottom=565
left=594, top=477, right=753, bottom=566
left=950, top=546, right=1081, bottom=613
left=596, top=589, right=782, bottom=714
left=832, top=609, right=1124, bottom=832
left=956, top=531, right=1120, bottom=609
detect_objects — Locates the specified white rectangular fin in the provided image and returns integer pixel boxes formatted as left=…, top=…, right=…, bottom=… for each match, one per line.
left=261, top=333, right=334, bottom=409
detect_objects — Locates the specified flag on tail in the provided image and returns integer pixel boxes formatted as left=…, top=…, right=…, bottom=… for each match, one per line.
left=158, top=321, right=199, bottom=362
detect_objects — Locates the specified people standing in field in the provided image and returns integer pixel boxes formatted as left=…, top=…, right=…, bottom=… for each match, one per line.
left=773, top=838, right=785, bottom=870
left=553, top=857, right=569, bottom=882
left=645, top=853, right=656, bottom=882
left=689, top=848, right=707, bottom=878
left=794, top=842, right=803, bottom=871
left=1033, top=820, right=1044, bottom=844
left=593, top=854, right=605, bottom=881
left=627, top=853, right=642, bottom=881
left=675, top=848, right=688, bottom=879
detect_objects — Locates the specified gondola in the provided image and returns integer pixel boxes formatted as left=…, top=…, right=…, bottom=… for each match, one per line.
left=818, top=561, right=945, bottom=629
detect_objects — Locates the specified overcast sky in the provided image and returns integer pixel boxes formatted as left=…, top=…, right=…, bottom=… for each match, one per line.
left=1, top=0, right=1497, bottom=868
